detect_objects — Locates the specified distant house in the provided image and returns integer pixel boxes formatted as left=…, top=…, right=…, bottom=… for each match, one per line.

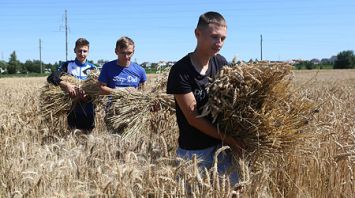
left=285, top=59, right=296, bottom=64
left=310, top=59, right=320, bottom=65
left=141, top=62, right=152, bottom=69
left=44, top=68, right=51, bottom=74
left=166, top=61, right=175, bottom=67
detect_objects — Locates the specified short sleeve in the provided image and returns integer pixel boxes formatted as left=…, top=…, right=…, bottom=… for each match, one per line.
left=140, top=67, right=147, bottom=83
left=166, top=64, right=192, bottom=94
left=98, top=64, right=108, bottom=84
left=47, top=62, right=68, bottom=85
left=217, top=54, right=228, bottom=66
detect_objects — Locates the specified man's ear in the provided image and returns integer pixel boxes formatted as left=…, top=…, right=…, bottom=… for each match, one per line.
left=115, top=48, right=119, bottom=55
left=73, top=48, right=76, bottom=53
left=194, top=28, right=200, bottom=38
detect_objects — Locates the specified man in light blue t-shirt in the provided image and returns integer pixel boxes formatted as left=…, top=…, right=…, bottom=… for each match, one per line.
left=98, top=36, right=146, bottom=93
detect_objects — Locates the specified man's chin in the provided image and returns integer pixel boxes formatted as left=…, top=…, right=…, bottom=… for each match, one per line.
left=212, top=49, right=221, bottom=55
left=78, top=58, right=86, bottom=62
left=211, top=52, right=219, bottom=56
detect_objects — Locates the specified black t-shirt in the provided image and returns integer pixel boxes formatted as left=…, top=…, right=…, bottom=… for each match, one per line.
left=167, top=53, right=228, bottom=150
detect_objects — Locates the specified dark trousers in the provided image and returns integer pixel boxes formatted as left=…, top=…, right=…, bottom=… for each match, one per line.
left=67, top=101, right=95, bottom=130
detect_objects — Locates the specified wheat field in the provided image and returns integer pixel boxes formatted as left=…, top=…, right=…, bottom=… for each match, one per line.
left=0, top=69, right=354, bottom=197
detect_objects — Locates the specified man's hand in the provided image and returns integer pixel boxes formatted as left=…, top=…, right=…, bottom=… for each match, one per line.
left=227, top=137, right=246, bottom=157
left=78, top=88, right=91, bottom=102
left=60, top=81, right=78, bottom=98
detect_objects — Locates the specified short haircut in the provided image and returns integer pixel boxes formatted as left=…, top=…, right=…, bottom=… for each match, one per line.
left=197, top=11, right=227, bottom=29
left=116, top=36, right=135, bottom=49
left=75, top=38, right=90, bottom=49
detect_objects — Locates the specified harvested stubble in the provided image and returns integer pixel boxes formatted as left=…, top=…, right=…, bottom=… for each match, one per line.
left=39, top=74, right=101, bottom=121
left=106, top=89, right=176, bottom=139
left=201, top=61, right=317, bottom=160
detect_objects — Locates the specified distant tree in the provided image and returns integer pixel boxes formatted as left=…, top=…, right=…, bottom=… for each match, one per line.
left=0, top=60, right=7, bottom=73
left=44, top=63, right=54, bottom=73
left=310, top=58, right=320, bottom=65
left=88, top=59, right=95, bottom=64
left=7, top=51, right=20, bottom=74
left=50, top=61, right=60, bottom=72
left=334, top=50, right=354, bottom=69
left=96, top=59, right=108, bottom=67
left=320, top=58, right=331, bottom=64
left=294, top=62, right=303, bottom=70
left=329, top=55, right=337, bottom=64
left=24, top=60, right=41, bottom=73
left=293, top=60, right=315, bottom=70
left=19, top=62, right=28, bottom=74
left=305, top=61, right=315, bottom=70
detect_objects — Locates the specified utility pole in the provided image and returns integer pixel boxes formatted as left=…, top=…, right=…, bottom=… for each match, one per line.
left=39, top=39, right=42, bottom=74
left=260, top=34, right=263, bottom=61
left=65, top=9, right=68, bottom=61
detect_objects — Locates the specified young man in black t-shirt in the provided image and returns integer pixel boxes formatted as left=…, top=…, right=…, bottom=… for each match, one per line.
left=167, top=12, right=243, bottom=185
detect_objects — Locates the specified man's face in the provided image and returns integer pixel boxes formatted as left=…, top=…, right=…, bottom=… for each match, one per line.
left=196, top=23, right=227, bottom=56
left=115, top=45, right=134, bottom=63
left=75, top=45, right=89, bottom=63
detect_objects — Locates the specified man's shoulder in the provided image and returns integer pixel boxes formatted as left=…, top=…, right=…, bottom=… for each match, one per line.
left=61, top=60, right=73, bottom=67
left=132, top=62, right=144, bottom=68
left=213, top=54, right=228, bottom=65
left=131, top=62, right=146, bottom=72
left=102, top=60, right=116, bottom=68
left=86, top=62, right=97, bottom=68
left=57, top=61, right=72, bottom=71
left=171, top=54, right=190, bottom=70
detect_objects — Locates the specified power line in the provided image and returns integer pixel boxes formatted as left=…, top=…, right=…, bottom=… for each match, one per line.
left=39, top=39, right=42, bottom=74
left=65, top=9, right=68, bottom=61
left=260, top=34, right=263, bottom=61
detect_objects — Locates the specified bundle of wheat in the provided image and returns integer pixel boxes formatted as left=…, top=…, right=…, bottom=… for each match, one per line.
left=106, top=89, right=176, bottom=139
left=201, top=61, right=317, bottom=159
left=39, top=74, right=100, bottom=120
left=39, top=75, right=80, bottom=119
left=149, top=68, right=170, bottom=93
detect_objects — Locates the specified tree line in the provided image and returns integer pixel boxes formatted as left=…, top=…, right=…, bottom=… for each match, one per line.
left=1, top=50, right=355, bottom=75
left=294, top=50, right=355, bottom=70
left=0, top=51, right=59, bottom=74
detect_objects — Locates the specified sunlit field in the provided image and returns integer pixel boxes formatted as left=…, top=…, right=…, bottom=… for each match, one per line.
left=0, top=69, right=354, bottom=197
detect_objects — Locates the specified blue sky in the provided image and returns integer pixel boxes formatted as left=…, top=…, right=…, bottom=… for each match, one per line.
left=1, top=0, right=354, bottom=64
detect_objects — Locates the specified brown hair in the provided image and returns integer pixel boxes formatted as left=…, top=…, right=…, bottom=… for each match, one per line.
left=197, top=11, right=227, bottom=29
left=75, top=38, right=90, bottom=49
left=116, top=36, right=135, bottom=49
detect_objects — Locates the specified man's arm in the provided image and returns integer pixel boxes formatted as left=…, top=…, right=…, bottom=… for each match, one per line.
left=59, top=81, right=79, bottom=97
left=98, top=81, right=115, bottom=95
left=138, top=82, right=145, bottom=91
left=47, top=62, right=78, bottom=98
left=174, top=92, right=244, bottom=155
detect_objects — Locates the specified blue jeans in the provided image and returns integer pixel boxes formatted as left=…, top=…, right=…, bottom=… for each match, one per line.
left=176, top=144, right=239, bottom=185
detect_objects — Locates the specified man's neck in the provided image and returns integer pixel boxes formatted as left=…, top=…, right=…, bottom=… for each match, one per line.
left=190, top=50, right=210, bottom=75
left=117, top=59, right=130, bottom=67
left=75, top=58, right=86, bottom=66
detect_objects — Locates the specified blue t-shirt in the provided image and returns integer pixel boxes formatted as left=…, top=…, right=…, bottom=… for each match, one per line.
left=98, top=60, right=147, bottom=89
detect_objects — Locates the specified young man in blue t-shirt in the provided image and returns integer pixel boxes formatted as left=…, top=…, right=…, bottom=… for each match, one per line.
left=47, top=38, right=97, bottom=133
left=98, top=36, right=146, bottom=93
